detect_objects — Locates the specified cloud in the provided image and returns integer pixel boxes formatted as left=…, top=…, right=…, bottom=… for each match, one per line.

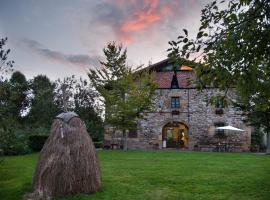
left=90, top=0, right=178, bottom=44
left=20, top=38, right=100, bottom=69
left=69, top=0, right=211, bottom=66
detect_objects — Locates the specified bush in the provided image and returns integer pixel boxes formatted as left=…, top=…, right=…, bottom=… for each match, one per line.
left=28, top=135, right=48, bottom=151
left=251, top=128, right=265, bottom=152
left=0, top=128, right=31, bottom=155
left=93, top=141, right=103, bottom=149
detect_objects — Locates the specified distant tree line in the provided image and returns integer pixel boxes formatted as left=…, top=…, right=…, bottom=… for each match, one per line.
left=0, top=71, right=104, bottom=155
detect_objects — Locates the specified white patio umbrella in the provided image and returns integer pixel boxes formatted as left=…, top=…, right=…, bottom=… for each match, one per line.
left=216, top=125, right=245, bottom=132
left=215, top=125, right=245, bottom=152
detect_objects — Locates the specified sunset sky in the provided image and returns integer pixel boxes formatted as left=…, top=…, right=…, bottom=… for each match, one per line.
left=0, top=0, right=211, bottom=80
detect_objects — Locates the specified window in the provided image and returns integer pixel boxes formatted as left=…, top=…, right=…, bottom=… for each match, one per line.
left=171, top=74, right=179, bottom=89
left=215, top=99, right=225, bottom=108
left=171, top=97, right=180, bottom=108
left=214, top=122, right=225, bottom=137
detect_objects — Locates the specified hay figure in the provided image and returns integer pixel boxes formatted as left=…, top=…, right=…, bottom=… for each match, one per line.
left=30, top=112, right=101, bottom=199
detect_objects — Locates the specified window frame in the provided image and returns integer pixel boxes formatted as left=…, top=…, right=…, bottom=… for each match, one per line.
left=171, top=97, right=180, bottom=108
left=215, top=99, right=225, bottom=109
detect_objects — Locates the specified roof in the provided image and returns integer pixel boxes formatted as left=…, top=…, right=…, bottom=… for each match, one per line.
left=146, top=58, right=194, bottom=72
left=147, top=59, right=196, bottom=89
left=155, top=71, right=195, bottom=89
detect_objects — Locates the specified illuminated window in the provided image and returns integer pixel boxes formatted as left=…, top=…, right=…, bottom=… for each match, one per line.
left=171, top=97, right=180, bottom=108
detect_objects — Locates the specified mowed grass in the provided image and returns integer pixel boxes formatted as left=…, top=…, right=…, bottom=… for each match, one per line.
left=0, top=151, right=270, bottom=200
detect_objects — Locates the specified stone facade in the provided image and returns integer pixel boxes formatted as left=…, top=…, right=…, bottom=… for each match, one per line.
left=104, top=59, right=252, bottom=152
left=128, top=88, right=251, bottom=151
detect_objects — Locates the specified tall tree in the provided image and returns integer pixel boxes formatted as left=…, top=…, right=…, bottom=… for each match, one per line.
left=28, top=75, right=59, bottom=128
left=54, top=76, right=77, bottom=112
left=167, top=0, right=270, bottom=153
left=88, top=42, right=157, bottom=150
left=0, top=71, right=29, bottom=155
left=3, top=71, right=29, bottom=122
left=54, top=76, right=103, bottom=140
left=74, top=78, right=103, bottom=141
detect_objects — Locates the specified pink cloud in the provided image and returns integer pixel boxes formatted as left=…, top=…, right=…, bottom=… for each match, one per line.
left=116, top=0, right=174, bottom=44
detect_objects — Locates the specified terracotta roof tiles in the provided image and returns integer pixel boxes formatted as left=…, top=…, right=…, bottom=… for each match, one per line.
left=155, top=71, right=195, bottom=89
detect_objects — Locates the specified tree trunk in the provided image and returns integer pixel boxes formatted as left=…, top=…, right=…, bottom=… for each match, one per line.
left=123, top=129, right=128, bottom=151
left=266, top=132, right=270, bottom=155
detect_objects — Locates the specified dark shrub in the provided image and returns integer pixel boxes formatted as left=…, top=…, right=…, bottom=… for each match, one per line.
left=28, top=135, right=48, bottom=151
left=0, top=128, right=31, bottom=155
left=93, top=141, right=103, bottom=149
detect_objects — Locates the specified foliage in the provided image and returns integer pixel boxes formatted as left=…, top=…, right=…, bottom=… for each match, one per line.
left=0, top=126, right=31, bottom=155
left=0, top=43, right=31, bottom=156
left=73, top=78, right=103, bottom=141
left=0, top=71, right=29, bottom=123
left=93, top=141, right=103, bottom=149
left=28, top=135, right=48, bottom=151
left=0, top=37, right=14, bottom=80
left=251, top=128, right=265, bottom=151
left=10, top=71, right=29, bottom=119
left=54, top=76, right=77, bottom=112
left=1, top=152, right=270, bottom=200
left=0, top=71, right=30, bottom=156
left=167, top=0, right=270, bottom=152
left=27, top=75, right=59, bottom=128
left=54, top=76, right=104, bottom=141
left=88, top=42, right=157, bottom=149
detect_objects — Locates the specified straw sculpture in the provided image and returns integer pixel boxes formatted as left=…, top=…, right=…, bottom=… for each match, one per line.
left=28, top=112, right=101, bottom=199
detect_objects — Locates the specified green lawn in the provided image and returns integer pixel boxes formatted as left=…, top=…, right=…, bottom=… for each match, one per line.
left=0, top=151, right=270, bottom=200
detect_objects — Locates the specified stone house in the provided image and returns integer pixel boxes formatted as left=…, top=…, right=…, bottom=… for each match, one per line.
left=104, top=59, right=251, bottom=152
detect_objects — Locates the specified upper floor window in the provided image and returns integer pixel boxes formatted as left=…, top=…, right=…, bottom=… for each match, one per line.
left=215, top=99, right=225, bottom=109
left=171, top=97, right=180, bottom=108
left=171, top=74, right=179, bottom=89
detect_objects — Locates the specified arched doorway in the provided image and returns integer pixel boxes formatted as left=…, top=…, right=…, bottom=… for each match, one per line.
left=162, top=121, right=188, bottom=148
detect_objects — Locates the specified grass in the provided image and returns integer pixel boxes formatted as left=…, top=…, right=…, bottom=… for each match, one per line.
left=0, top=151, right=270, bottom=200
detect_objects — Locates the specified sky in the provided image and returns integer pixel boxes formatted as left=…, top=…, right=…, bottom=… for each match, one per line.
left=0, top=0, right=211, bottom=80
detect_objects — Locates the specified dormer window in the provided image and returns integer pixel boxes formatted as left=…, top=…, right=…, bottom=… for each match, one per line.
left=171, top=97, right=180, bottom=108
left=171, top=73, right=179, bottom=89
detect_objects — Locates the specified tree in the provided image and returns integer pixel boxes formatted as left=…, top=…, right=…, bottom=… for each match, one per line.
left=0, top=71, right=29, bottom=156
left=73, top=78, right=103, bottom=142
left=54, top=76, right=104, bottom=141
left=0, top=71, right=29, bottom=123
left=54, top=76, right=77, bottom=112
left=88, top=42, right=157, bottom=150
left=167, top=0, right=270, bottom=153
left=27, top=75, right=59, bottom=129
left=0, top=37, right=14, bottom=80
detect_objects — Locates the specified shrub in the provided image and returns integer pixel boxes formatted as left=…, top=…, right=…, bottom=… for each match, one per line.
left=0, top=128, right=31, bottom=155
left=93, top=141, right=103, bottom=149
left=28, top=135, right=48, bottom=151
left=251, top=128, right=265, bottom=152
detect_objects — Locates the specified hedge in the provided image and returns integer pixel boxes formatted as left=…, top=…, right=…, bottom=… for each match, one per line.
left=28, top=135, right=49, bottom=151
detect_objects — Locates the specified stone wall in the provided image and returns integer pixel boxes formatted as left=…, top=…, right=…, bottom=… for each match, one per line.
left=133, top=88, right=251, bottom=152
